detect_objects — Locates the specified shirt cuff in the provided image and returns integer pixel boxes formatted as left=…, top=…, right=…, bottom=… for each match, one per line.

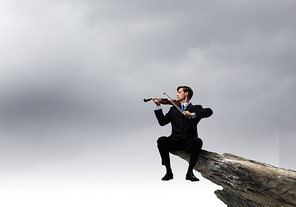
left=156, top=105, right=162, bottom=110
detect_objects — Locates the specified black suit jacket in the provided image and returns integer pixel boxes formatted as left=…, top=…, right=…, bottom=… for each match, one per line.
left=154, top=103, right=213, bottom=139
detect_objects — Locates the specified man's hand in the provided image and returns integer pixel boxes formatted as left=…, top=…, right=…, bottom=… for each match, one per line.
left=153, top=97, right=161, bottom=106
left=183, top=110, right=192, bottom=118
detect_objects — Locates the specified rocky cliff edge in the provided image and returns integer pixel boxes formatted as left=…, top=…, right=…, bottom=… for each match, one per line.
left=171, top=150, right=296, bottom=207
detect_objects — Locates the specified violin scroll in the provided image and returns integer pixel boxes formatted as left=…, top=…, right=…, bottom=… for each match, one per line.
left=143, top=98, right=152, bottom=102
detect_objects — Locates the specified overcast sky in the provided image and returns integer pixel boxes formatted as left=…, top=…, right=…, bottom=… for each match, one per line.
left=1, top=0, right=296, bottom=206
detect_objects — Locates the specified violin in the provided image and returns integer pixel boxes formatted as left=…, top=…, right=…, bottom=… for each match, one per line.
left=143, top=98, right=181, bottom=107
left=144, top=93, right=191, bottom=119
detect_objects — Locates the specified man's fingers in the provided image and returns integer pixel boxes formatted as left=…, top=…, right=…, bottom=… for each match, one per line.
left=183, top=111, right=192, bottom=118
left=153, top=98, right=161, bottom=106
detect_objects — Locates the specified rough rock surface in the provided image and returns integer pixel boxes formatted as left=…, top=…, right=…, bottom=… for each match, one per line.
left=171, top=150, right=296, bottom=207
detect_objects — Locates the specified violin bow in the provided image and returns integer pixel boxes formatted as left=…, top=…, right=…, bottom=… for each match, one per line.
left=163, top=93, right=191, bottom=119
left=163, top=93, right=183, bottom=114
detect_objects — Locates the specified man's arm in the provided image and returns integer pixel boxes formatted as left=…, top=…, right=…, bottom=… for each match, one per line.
left=154, top=108, right=171, bottom=126
left=193, top=105, right=213, bottom=119
left=153, top=97, right=171, bottom=126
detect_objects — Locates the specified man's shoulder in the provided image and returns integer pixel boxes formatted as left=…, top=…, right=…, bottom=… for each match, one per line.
left=190, top=104, right=202, bottom=109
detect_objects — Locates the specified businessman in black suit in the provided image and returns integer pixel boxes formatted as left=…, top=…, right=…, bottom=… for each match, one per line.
left=153, top=86, right=213, bottom=181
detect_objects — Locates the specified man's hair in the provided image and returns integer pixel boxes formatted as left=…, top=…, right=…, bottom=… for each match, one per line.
left=177, top=86, right=193, bottom=100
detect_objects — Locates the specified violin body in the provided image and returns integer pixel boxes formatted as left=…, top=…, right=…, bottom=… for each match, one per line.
left=143, top=98, right=181, bottom=107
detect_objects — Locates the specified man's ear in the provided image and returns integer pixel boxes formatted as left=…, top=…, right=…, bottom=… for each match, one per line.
left=185, top=91, right=189, bottom=97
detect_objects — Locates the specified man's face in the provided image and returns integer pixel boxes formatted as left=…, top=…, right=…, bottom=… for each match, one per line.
left=177, top=88, right=188, bottom=101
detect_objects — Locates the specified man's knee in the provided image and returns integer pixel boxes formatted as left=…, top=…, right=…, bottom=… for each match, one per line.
left=157, top=136, right=167, bottom=145
left=191, top=137, right=203, bottom=148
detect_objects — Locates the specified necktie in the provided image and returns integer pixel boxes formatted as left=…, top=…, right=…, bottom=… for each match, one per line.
left=181, top=104, right=184, bottom=112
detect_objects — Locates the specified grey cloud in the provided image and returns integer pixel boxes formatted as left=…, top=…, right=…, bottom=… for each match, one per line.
left=83, top=0, right=296, bottom=75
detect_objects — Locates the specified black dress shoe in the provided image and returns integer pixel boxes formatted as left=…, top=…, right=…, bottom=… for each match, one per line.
left=186, top=172, right=199, bottom=182
left=161, top=172, right=173, bottom=181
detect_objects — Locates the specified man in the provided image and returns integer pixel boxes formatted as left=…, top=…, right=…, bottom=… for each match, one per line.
left=153, top=86, right=213, bottom=181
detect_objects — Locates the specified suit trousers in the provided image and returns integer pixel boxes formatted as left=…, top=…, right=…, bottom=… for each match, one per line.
left=157, top=136, right=203, bottom=171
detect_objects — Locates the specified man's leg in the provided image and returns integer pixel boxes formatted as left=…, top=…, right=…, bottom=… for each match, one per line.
left=185, top=137, right=203, bottom=181
left=157, top=137, right=179, bottom=181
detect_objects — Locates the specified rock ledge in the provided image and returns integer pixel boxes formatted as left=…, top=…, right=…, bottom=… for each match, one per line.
left=171, top=150, right=296, bottom=207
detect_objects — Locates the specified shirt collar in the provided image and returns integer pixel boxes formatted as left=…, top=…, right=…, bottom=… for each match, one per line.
left=182, top=102, right=191, bottom=108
